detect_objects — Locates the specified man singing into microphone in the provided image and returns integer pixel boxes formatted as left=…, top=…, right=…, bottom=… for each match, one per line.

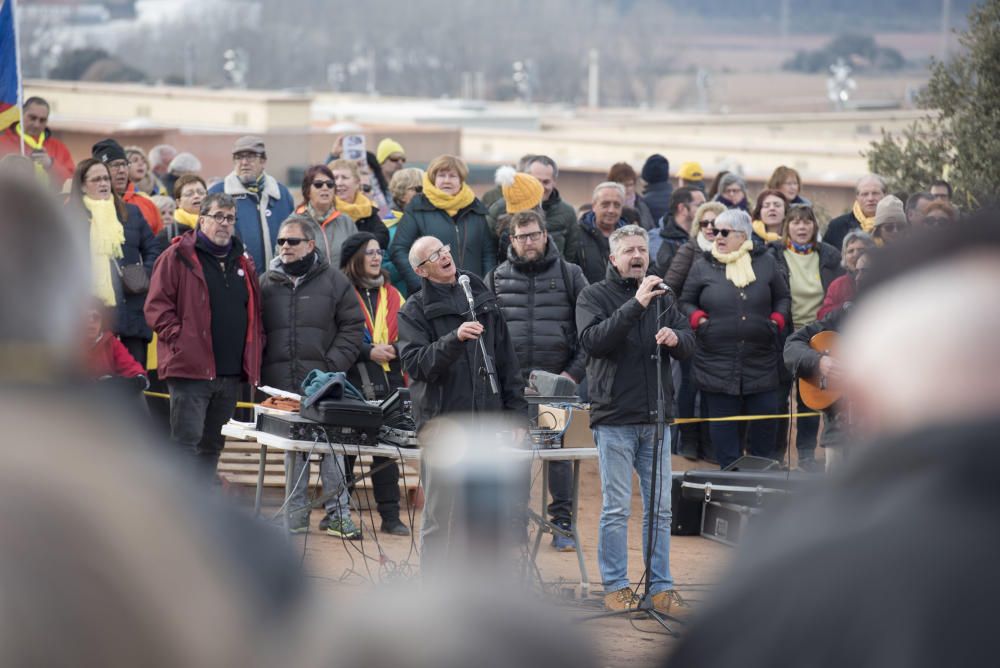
left=576, top=224, right=694, bottom=613
left=397, top=236, right=527, bottom=566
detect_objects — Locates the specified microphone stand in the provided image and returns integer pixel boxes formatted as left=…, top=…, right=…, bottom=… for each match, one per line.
left=462, top=283, right=500, bottom=396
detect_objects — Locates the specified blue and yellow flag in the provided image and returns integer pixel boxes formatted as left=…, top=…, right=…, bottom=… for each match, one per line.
left=0, top=0, right=21, bottom=129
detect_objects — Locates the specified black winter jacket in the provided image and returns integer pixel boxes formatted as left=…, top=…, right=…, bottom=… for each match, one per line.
left=397, top=271, right=527, bottom=431
left=577, top=263, right=694, bottom=427
left=664, top=239, right=705, bottom=295
left=110, top=202, right=161, bottom=341
left=783, top=306, right=850, bottom=449
left=259, top=254, right=365, bottom=392
left=679, top=246, right=791, bottom=396
left=351, top=209, right=390, bottom=253
left=486, top=240, right=589, bottom=383
left=389, top=193, right=496, bottom=294
left=623, top=194, right=656, bottom=231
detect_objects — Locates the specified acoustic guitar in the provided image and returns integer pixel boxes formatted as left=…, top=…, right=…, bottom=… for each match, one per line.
left=798, top=330, right=840, bottom=410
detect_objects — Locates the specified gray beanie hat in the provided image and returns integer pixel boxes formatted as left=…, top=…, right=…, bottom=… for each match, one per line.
left=714, top=209, right=754, bottom=238
left=874, top=195, right=906, bottom=228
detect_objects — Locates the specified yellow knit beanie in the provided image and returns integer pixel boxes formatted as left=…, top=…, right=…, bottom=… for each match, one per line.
left=496, top=166, right=543, bottom=213
left=376, top=138, right=405, bottom=165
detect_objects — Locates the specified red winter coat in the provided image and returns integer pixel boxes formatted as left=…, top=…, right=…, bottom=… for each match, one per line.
left=816, top=273, right=856, bottom=321
left=86, top=333, right=145, bottom=378
left=144, top=230, right=263, bottom=385
left=0, top=125, right=75, bottom=187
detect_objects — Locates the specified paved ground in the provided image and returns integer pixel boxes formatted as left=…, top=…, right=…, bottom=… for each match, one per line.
left=275, top=454, right=737, bottom=667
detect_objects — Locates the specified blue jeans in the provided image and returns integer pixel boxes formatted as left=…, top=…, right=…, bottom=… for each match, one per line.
left=593, top=424, right=673, bottom=595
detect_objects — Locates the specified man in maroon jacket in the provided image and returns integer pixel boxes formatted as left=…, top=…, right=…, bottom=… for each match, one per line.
left=145, top=192, right=263, bottom=476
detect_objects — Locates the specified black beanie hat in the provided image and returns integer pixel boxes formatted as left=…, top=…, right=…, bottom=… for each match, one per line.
left=92, top=138, right=127, bottom=164
left=641, top=154, right=670, bottom=184
left=339, top=231, right=378, bottom=269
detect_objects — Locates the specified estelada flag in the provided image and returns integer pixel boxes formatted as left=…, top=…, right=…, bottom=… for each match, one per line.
left=0, top=0, right=20, bottom=129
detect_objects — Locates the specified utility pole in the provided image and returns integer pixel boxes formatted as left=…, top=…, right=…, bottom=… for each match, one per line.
left=587, top=48, right=599, bottom=108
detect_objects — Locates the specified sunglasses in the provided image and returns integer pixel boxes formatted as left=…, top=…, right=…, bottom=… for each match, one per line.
left=698, top=220, right=715, bottom=229
left=714, top=228, right=739, bottom=238
left=312, top=180, right=335, bottom=189
left=386, top=156, right=406, bottom=163
left=276, top=237, right=307, bottom=247
left=879, top=222, right=905, bottom=233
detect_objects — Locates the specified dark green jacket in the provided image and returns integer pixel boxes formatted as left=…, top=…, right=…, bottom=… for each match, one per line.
left=388, top=193, right=496, bottom=294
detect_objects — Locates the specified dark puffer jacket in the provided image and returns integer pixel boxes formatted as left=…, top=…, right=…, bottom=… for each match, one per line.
left=664, top=239, right=706, bottom=294
left=389, top=193, right=496, bottom=294
left=110, top=202, right=161, bottom=340
left=643, top=181, right=674, bottom=224
left=679, top=246, right=791, bottom=396
left=577, top=262, right=694, bottom=427
left=258, top=253, right=365, bottom=392
left=486, top=240, right=589, bottom=382
left=397, top=271, right=526, bottom=431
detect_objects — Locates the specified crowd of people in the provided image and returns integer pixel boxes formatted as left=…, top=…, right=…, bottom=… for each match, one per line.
left=0, top=95, right=971, bottom=616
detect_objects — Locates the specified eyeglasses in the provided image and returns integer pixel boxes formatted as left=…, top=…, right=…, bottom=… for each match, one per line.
left=418, top=244, right=451, bottom=267
left=180, top=188, right=206, bottom=199
left=365, top=248, right=385, bottom=257
left=312, top=180, right=335, bottom=189
left=511, top=230, right=543, bottom=243
left=234, top=152, right=262, bottom=162
left=204, top=211, right=237, bottom=225
left=86, top=175, right=111, bottom=184
left=107, top=160, right=128, bottom=170
left=276, top=237, right=307, bottom=247
left=879, top=222, right=905, bottom=233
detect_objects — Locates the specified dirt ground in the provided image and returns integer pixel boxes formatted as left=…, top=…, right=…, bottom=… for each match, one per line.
left=277, top=454, right=737, bottom=667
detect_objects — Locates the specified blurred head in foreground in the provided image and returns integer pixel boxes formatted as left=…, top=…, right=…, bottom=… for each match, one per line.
left=0, top=170, right=306, bottom=667
left=842, top=213, right=1000, bottom=439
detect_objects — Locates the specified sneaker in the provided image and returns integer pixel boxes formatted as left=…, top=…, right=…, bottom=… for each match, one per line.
left=798, top=457, right=825, bottom=473
left=326, top=516, right=362, bottom=540
left=380, top=518, right=411, bottom=536
left=651, top=589, right=687, bottom=615
left=287, top=514, right=309, bottom=534
left=604, top=587, right=638, bottom=612
left=318, top=514, right=331, bottom=532
left=551, top=522, right=576, bottom=552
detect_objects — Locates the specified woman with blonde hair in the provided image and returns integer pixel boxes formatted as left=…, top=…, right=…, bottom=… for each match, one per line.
left=388, top=155, right=495, bottom=294
left=328, top=158, right=389, bottom=250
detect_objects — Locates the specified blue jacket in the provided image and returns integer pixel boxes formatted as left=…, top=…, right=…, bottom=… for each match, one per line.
left=209, top=173, right=295, bottom=271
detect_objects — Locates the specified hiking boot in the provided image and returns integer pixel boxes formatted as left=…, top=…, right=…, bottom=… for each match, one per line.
left=651, top=589, right=687, bottom=615
left=287, top=514, right=309, bottom=534
left=326, top=516, right=362, bottom=540
left=604, top=587, right=638, bottom=612
left=551, top=521, right=576, bottom=552
left=380, top=518, right=411, bottom=536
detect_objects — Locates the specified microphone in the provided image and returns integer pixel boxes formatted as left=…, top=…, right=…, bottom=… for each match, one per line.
left=656, top=282, right=673, bottom=294
left=458, top=274, right=476, bottom=314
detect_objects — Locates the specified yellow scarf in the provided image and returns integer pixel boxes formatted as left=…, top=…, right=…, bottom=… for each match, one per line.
left=84, top=196, right=125, bottom=307
left=752, top=219, right=781, bottom=242
left=422, top=174, right=475, bottom=217
left=852, top=201, right=877, bottom=234
left=711, top=239, right=756, bottom=288
left=359, top=285, right=406, bottom=372
left=336, top=194, right=374, bottom=221
left=14, top=123, right=44, bottom=151
left=173, top=207, right=199, bottom=228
